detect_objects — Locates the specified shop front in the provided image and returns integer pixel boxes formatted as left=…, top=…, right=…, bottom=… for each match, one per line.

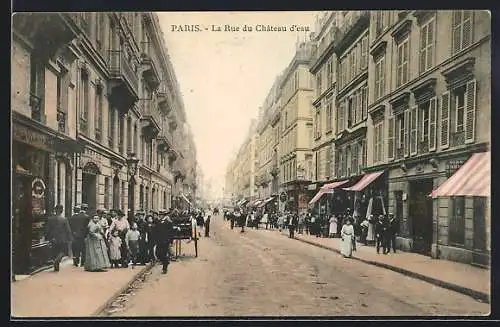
left=430, top=151, right=490, bottom=266
left=12, top=114, right=83, bottom=274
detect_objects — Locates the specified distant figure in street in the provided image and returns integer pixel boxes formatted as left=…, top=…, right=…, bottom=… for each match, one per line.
left=329, top=215, right=338, bottom=238
left=108, top=229, right=122, bottom=268
left=204, top=208, right=212, bottom=237
left=144, top=215, right=156, bottom=263
left=375, top=215, right=388, bottom=254
left=340, top=218, right=355, bottom=258
left=84, top=214, right=110, bottom=272
left=69, top=205, right=89, bottom=267
left=288, top=213, right=298, bottom=238
left=387, top=213, right=399, bottom=253
left=126, top=222, right=141, bottom=268
left=360, top=217, right=369, bottom=245
left=46, top=204, right=73, bottom=272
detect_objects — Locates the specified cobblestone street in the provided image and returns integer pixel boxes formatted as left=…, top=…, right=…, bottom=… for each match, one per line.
left=111, top=215, right=489, bottom=317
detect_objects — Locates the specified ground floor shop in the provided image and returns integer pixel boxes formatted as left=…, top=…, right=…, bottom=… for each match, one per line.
left=12, top=115, right=83, bottom=274
left=279, top=181, right=310, bottom=214
left=387, top=149, right=490, bottom=266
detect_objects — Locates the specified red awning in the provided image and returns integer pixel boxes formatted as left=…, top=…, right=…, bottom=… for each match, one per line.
left=309, top=180, right=349, bottom=205
left=342, top=171, right=384, bottom=192
left=431, top=152, right=490, bottom=198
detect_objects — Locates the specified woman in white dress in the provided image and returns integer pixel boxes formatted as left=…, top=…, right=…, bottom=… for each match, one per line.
left=340, top=218, right=355, bottom=258
left=329, top=215, right=337, bottom=238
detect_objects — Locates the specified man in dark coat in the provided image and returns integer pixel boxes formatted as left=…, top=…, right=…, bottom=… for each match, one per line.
left=69, top=204, right=90, bottom=267
left=288, top=213, right=298, bottom=239
left=155, top=211, right=176, bottom=274
left=46, top=204, right=73, bottom=272
left=387, top=213, right=399, bottom=253
left=375, top=215, right=389, bottom=254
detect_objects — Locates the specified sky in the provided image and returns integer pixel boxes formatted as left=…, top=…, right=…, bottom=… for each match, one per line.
left=157, top=12, right=318, bottom=198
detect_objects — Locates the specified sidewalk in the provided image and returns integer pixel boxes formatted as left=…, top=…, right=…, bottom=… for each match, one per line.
left=11, top=260, right=152, bottom=317
left=279, top=231, right=490, bottom=303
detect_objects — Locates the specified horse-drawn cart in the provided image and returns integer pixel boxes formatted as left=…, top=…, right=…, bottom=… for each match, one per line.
left=172, top=215, right=198, bottom=258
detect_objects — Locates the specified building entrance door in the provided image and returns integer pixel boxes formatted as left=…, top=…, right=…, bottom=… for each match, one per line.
left=12, top=171, right=33, bottom=275
left=409, top=179, right=434, bottom=256
left=472, top=197, right=488, bottom=266
left=82, top=173, right=97, bottom=213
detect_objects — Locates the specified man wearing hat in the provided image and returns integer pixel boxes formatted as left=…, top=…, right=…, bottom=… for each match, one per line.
left=46, top=204, right=73, bottom=272
left=69, top=204, right=90, bottom=267
left=155, top=210, right=176, bottom=274
left=387, top=213, right=399, bottom=253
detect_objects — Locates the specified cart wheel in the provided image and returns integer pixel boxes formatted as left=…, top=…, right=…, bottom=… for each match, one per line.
left=194, top=237, right=198, bottom=257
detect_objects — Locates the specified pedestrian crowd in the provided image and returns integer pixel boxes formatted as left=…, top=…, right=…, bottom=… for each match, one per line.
left=221, top=204, right=399, bottom=259
left=44, top=203, right=213, bottom=275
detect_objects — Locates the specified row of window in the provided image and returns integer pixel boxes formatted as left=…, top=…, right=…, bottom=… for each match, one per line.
left=373, top=11, right=474, bottom=102
left=335, top=140, right=367, bottom=178
left=372, top=79, right=477, bottom=164
left=280, top=127, right=297, bottom=157
left=338, top=33, right=369, bottom=91
left=281, top=158, right=297, bottom=183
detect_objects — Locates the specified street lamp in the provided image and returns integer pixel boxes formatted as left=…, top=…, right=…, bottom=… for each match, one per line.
left=126, top=153, right=139, bottom=217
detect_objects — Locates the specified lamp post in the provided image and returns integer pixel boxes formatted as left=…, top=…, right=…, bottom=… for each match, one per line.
left=126, top=153, right=139, bottom=218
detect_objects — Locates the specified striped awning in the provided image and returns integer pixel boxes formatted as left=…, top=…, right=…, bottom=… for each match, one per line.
left=309, top=180, right=349, bottom=205
left=431, top=152, right=490, bottom=198
left=181, top=193, right=192, bottom=206
left=247, top=199, right=262, bottom=207
left=258, top=196, right=275, bottom=207
left=342, top=171, right=384, bottom=192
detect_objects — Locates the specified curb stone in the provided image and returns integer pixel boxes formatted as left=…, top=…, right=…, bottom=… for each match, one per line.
left=92, top=263, right=154, bottom=316
left=281, top=232, right=490, bottom=304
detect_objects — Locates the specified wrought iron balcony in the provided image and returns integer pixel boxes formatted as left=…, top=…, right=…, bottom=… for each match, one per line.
left=156, top=84, right=172, bottom=115
left=395, top=147, right=405, bottom=160
left=418, top=137, right=429, bottom=155
left=13, top=13, right=78, bottom=60
left=56, top=109, right=66, bottom=133
left=29, top=94, right=43, bottom=122
left=138, top=99, right=161, bottom=139
left=451, top=131, right=465, bottom=147
left=107, top=50, right=139, bottom=112
left=156, top=130, right=173, bottom=154
left=140, top=42, right=161, bottom=91
left=333, top=11, right=370, bottom=54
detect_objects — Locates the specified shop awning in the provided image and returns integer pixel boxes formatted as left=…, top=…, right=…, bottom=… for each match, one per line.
left=247, top=199, right=262, bottom=207
left=258, top=197, right=275, bottom=208
left=181, top=193, right=192, bottom=206
left=309, top=180, right=349, bottom=205
left=237, top=199, right=249, bottom=207
left=342, top=171, right=384, bottom=192
left=431, top=152, right=490, bottom=198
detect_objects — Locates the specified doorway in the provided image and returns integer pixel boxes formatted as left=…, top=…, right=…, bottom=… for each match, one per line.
left=472, top=197, right=488, bottom=266
left=82, top=173, right=97, bottom=213
left=128, top=178, right=136, bottom=216
left=113, top=175, right=120, bottom=210
left=409, top=179, right=434, bottom=255
left=12, top=172, right=33, bottom=274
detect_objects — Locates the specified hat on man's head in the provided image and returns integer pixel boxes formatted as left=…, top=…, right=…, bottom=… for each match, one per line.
left=81, top=203, right=89, bottom=209
left=116, top=209, right=125, bottom=217
left=73, top=205, right=81, bottom=213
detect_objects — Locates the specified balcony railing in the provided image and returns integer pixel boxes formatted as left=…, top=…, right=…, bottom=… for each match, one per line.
left=29, top=93, right=43, bottom=122
left=107, top=50, right=139, bottom=111
left=139, top=99, right=161, bottom=138
left=56, top=109, right=66, bottom=133
left=451, top=131, right=465, bottom=147
left=140, top=42, right=161, bottom=91
left=418, top=137, right=429, bottom=155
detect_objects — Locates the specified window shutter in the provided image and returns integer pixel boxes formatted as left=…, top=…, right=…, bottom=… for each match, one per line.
left=362, top=86, right=368, bottom=120
left=462, top=11, right=473, bottom=49
left=60, top=72, right=70, bottom=113
left=404, top=109, right=410, bottom=157
left=465, top=79, right=477, bottom=143
left=357, top=90, right=362, bottom=123
left=362, top=36, right=368, bottom=69
left=388, top=116, right=395, bottom=160
left=410, top=105, right=418, bottom=156
left=428, top=97, right=438, bottom=151
left=441, top=91, right=451, bottom=149
left=338, top=102, right=344, bottom=133
left=380, top=57, right=385, bottom=96
left=419, top=26, right=427, bottom=74
left=452, top=11, right=462, bottom=54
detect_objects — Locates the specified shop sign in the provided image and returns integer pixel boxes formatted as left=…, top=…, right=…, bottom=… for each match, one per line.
left=31, top=178, right=46, bottom=199
left=446, top=158, right=467, bottom=177
left=13, top=124, right=54, bottom=152
left=307, top=183, right=317, bottom=190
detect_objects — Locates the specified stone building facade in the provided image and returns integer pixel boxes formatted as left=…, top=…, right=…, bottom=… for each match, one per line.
left=11, top=12, right=196, bottom=274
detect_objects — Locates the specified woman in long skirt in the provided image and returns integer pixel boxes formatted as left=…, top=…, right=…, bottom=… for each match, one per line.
left=366, top=214, right=376, bottom=245
left=329, top=215, right=337, bottom=238
left=340, top=218, right=355, bottom=258
left=84, top=215, right=111, bottom=272
left=109, top=212, right=130, bottom=268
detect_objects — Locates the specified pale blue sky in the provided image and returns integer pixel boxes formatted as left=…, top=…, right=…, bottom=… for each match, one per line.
left=158, top=12, right=318, bottom=198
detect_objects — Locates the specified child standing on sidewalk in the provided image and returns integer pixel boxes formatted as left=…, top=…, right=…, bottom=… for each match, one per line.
left=126, top=223, right=141, bottom=268
left=108, top=229, right=122, bottom=268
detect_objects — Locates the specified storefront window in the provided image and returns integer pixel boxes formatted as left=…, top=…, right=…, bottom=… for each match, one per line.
left=449, top=196, right=465, bottom=245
